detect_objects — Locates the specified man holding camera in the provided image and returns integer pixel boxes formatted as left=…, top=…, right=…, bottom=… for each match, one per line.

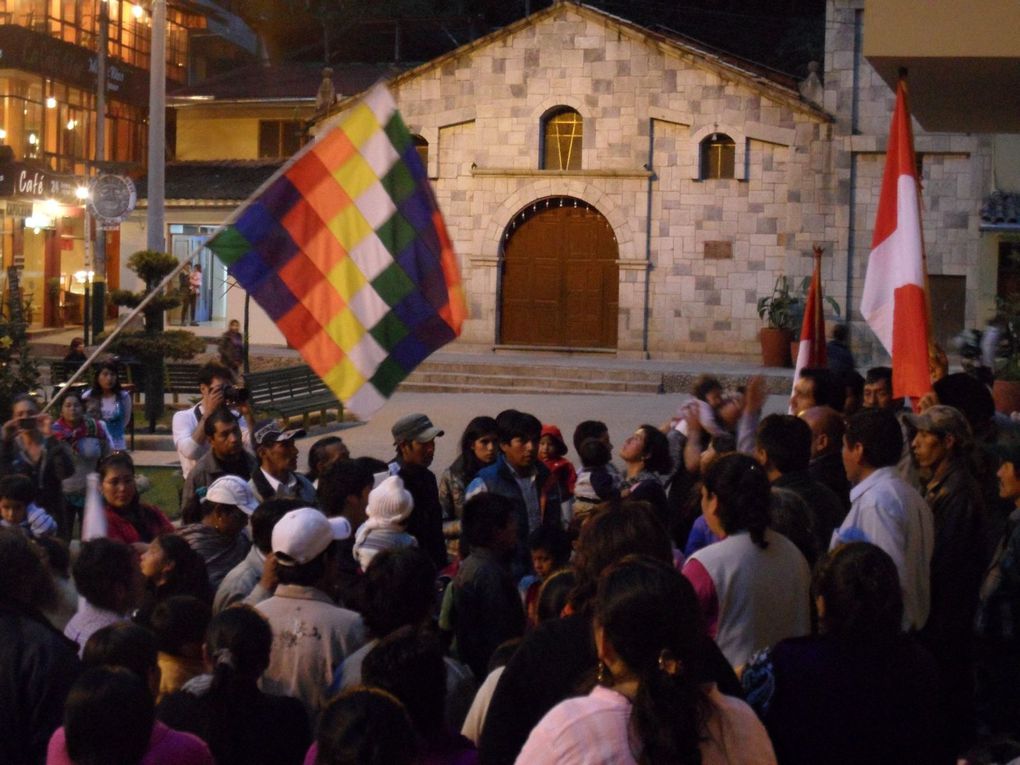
left=172, top=361, right=253, bottom=479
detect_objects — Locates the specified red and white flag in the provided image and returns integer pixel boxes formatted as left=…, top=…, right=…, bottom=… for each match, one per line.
left=791, top=245, right=827, bottom=410
left=860, top=78, right=932, bottom=402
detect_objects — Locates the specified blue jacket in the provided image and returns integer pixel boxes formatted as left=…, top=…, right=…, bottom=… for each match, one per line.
left=467, top=455, right=562, bottom=578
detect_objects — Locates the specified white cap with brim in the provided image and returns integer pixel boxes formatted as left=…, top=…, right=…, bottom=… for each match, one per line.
left=205, top=474, right=259, bottom=514
left=272, top=507, right=352, bottom=566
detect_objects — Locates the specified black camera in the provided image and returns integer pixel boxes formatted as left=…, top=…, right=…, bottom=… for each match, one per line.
left=221, top=385, right=250, bottom=406
left=17, top=417, right=36, bottom=430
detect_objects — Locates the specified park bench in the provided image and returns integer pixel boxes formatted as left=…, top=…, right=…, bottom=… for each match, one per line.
left=243, top=364, right=344, bottom=429
left=164, top=362, right=202, bottom=405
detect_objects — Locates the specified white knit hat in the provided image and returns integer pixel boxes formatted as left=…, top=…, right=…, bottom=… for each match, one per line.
left=366, top=475, right=414, bottom=525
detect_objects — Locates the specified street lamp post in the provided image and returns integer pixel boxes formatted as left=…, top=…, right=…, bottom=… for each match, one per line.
left=92, top=0, right=109, bottom=336
left=146, top=0, right=167, bottom=255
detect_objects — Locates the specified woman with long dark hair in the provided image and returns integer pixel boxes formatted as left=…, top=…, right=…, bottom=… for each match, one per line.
left=98, top=452, right=174, bottom=547
left=742, top=543, right=947, bottom=764
left=83, top=360, right=133, bottom=450
left=136, top=534, right=213, bottom=625
left=51, top=390, right=112, bottom=524
left=439, top=416, right=498, bottom=555
left=156, top=605, right=310, bottom=765
left=619, top=425, right=673, bottom=526
left=518, top=557, right=775, bottom=764
left=681, top=453, right=811, bottom=670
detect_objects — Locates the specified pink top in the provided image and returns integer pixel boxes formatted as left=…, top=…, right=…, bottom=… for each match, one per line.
left=48, top=721, right=214, bottom=765
left=515, top=684, right=776, bottom=765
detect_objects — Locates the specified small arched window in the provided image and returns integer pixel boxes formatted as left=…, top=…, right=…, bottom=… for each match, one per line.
left=541, top=107, right=583, bottom=171
left=412, top=135, right=428, bottom=172
left=700, top=133, right=735, bottom=179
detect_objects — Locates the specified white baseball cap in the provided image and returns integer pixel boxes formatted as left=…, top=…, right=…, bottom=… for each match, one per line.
left=205, top=474, right=258, bottom=514
left=272, top=507, right=352, bottom=566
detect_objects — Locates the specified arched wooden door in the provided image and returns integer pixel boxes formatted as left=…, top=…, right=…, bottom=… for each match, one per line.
left=499, top=198, right=619, bottom=348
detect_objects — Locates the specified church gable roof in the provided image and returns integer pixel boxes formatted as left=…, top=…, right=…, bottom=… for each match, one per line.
left=323, top=0, right=829, bottom=122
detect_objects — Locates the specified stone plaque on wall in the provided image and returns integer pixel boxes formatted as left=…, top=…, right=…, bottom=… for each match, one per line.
left=704, top=240, right=733, bottom=260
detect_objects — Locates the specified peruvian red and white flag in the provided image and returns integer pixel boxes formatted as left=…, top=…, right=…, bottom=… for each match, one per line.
left=860, top=78, right=932, bottom=402
left=790, top=245, right=827, bottom=411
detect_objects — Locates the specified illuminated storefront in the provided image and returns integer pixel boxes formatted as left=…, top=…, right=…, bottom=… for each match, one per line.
left=0, top=160, right=91, bottom=326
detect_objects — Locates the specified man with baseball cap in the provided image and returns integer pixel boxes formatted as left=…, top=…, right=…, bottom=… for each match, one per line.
left=907, top=404, right=986, bottom=751
left=249, top=421, right=317, bottom=505
left=388, top=413, right=447, bottom=568
left=177, top=474, right=258, bottom=590
left=256, top=506, right=364, bottom=720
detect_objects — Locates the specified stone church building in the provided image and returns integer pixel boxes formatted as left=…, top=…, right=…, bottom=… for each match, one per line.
left=300, top=0, right=994, bottom=363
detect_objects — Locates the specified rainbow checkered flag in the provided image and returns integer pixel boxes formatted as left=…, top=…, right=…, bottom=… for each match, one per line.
left=206, top=84, right=466, bottom=418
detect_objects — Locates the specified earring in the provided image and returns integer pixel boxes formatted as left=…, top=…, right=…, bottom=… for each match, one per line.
left=597, top=660, right=612, bottom=685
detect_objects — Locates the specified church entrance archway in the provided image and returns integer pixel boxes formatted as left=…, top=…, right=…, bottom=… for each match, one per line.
left=499, top=197, right=619, bottom=348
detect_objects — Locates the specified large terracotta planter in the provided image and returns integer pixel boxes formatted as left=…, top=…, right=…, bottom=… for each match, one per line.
left=760, top=327, right=792, bottom=368
left=994, top=379, right=1020, bottom=415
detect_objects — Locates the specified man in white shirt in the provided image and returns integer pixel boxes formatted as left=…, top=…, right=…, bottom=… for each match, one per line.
left=833, top=407, right=934, bottom=631
left=172, top=361, right=252, bottom=479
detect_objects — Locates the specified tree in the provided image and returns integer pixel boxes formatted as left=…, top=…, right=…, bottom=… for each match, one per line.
left=0, top=267, right=39, bottom=422
left=106, top=252, right=204, bottom=432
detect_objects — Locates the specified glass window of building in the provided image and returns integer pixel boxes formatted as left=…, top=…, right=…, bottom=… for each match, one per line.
left=700, top=133, right=736, bottom=180
left=258, top=120, right=304, bottom=159
left=541, top=107, right=583, bottom=171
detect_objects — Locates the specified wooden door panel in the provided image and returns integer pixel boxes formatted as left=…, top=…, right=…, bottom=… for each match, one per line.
left=500, top=200, right=619, bottom=348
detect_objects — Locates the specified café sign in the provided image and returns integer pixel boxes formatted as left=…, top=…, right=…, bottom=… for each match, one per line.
left=0, top=163, right=79, bottom=204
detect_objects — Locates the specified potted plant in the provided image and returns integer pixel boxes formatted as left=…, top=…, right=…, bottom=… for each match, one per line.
left=756, top=275, right=799, bottom=367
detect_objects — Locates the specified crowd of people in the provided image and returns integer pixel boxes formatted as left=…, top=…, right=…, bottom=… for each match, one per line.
left=2, top=348, right=1020, bottom=765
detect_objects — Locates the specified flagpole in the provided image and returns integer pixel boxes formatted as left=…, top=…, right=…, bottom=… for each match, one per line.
left=899, top=69, right=936, bottom=378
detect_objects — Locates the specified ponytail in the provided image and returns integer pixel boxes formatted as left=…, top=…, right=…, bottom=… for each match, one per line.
left=631, top=661, right=706, bottom=764
left=596, top=557, right=709, bottom=765
left=203, top=607, right=273, bottom=762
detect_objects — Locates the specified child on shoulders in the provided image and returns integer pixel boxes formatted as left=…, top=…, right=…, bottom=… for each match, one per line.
left=572, top=437, right=620, bottom=528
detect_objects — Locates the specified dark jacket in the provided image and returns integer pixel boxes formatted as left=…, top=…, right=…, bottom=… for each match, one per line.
left=773, top=468, right=848, bottom=552
left=467, top=456, right=562, bottom=579
left=249, top=468, right=317, bottom=506
left=157, top=680, right=310, bottom=765
left=0, top=436, right=74, bottom=539
left=451, top=547, right=525, bottom=679
left=394, top=461, right=448, bottom=570
left=742, top=634, right=948, bottom=765
left=0, top=603, right=82, bottom=765
left=920, top=462, right=986, bottom=649
left=808, top=450, right=852, bottom=515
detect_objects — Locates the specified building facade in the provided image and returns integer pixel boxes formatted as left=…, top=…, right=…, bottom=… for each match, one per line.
left=153, top=0, right=998, bottom=365
left=0, top=0, right=251, bottom=327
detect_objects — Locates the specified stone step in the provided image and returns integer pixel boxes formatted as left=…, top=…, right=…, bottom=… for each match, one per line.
left=395, top=381, right=653, bottom=396
left=401, top=370, right=661, bottom=393
left=411, top=359, right=662, bottom=383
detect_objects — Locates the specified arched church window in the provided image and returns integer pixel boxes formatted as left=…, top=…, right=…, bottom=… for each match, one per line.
left=541, top=108, right=583, bottom=171
left=700, top=133, right=735, bottom=179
